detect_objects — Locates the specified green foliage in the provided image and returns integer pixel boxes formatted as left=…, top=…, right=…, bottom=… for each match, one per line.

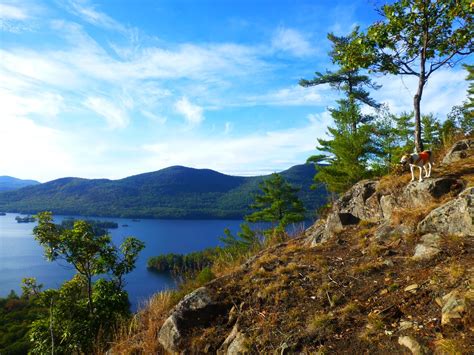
left=336, top=0, right=473, bottom=151
left=195, top=267, right=216, bottom=284
left=0, top=288, right=46, bottom=355
left=28, top=214, right=144, bottom=353
left=301, top=32, right=381, bottom=193
left=147, top=248, right=219, bottom=273
left=245, top=173, right=305, bottom=228
left=421, top=113, right=441, bottom=149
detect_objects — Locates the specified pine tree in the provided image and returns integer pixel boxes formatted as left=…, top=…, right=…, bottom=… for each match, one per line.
left=245, top=173, right=305, bottom=229
left=300, top=31, right=380, bottom=193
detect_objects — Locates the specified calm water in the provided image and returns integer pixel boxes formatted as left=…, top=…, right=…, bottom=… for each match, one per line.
left=0, top=213, right=246, bottom=311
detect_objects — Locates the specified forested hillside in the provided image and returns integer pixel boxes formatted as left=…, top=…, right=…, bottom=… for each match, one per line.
left=0, top=164, right=326, bottom=219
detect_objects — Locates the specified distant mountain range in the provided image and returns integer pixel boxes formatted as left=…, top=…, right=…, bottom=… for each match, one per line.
left=0, top=165, right=327, bottom=219
left=0, top=176, right=40, bottom=192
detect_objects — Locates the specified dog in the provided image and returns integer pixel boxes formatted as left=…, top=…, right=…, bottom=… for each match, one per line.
left=400, top=150, right=434, bottom=182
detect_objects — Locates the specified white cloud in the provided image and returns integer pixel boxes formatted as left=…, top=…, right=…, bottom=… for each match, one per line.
left=0, top=116, right=71, bottom=181
left=174, top=97, right=204, bottom=125
left=64, top=0, right=129, bottom=34
left=141, top=116, right=328, bottom=176
left=245, top=85, right=332, bottom=106
left=372, top=68, right=469, bottom=118
left=271, top=27, right=313, bottom=57
left=84, top=96, right=130, bottom=129
left=0, top=3, right=29, bottom=20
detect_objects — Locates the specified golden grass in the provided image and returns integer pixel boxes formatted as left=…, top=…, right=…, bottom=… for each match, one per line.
left=111, top=291, right=174, bottom=354
left=434, top=338, right=464, bottom=355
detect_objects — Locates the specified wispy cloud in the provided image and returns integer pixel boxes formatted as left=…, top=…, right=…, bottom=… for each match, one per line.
left=271, top=27, right=314, bottom=57
left=84, top=96, right=130, bottom=129
left=63, top=0, right=130, bottom=34
left=174, top=97, right=204, bottom=126
left=244, top=85, right=332, bottom=106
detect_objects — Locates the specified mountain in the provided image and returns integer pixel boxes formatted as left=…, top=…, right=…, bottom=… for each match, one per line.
left=0, top=176, right=40, bottom=192
left=0, top=164, right=327, bottom=219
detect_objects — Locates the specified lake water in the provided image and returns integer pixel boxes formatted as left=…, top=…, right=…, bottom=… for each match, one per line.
left=0, top=213, right=247, bottom=311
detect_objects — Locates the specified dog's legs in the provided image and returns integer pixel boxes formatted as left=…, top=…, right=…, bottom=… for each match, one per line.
left=423, top=165, right=428, bottom=178
left=410, top=165, right=415, bottom=182
left=418, top=166, right=423, bottom=182
left=427, top=162, right=431, bottom=177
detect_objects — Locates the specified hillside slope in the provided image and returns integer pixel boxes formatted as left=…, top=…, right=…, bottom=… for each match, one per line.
left=0, top=176, right=39, bottom=192
left=119, top=139, right=473, bottom=354
left=0, top=164, right=327, bottom=219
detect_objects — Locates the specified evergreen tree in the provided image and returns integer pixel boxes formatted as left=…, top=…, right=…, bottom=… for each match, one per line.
left=245, top=173, right=305, bottom=229
left=300, top=31, right=380, bottom=193
left=421, top=113, right=441, bottom=149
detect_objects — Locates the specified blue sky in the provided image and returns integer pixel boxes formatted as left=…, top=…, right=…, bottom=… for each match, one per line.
left=0, top=0, right=470, bottom=182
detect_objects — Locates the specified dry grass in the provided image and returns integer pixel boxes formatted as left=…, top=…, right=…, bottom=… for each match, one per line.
left=377, top=172, right=412, bottom=195
left=434, top=338, right=464, bottom=355
left=306, top=312, right=335, bottom=337
left=391, top=202, right=440, bottom=229
left=111, top=291, right=174, bottom=354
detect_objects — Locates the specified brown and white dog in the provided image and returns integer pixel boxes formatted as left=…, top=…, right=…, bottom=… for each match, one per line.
left=400, top=150, right=434, bottom=182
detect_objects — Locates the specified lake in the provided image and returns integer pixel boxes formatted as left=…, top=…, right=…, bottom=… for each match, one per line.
left=0, top=213, right=247, bottom=311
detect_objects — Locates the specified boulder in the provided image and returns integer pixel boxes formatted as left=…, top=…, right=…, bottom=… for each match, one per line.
left=417, top=188, right=474, bottom=237
left=158, top=287, right=228, bottom=352
left=401, top=177, right=465, bottom=208
left=332, top=180, right=383, bottom=222
left=413, top=234, right=441, bottom=260
left=442, top=138, right=474, bottom=165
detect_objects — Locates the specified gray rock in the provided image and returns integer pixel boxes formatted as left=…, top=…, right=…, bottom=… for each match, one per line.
left=441, top=290, right=466, bottom=325
left=401, top=177, right=465, bottom=208
left=375, top=222, right=414, bottom=240
left=442, top=138, right=474, bottom=165
left=380, top=194, right=396, bottom=220
left=417, top=189, right=474, bottom=236
left=398, top=336, right=424, bottom=354
left=158, top=287, right=225, bottom=353
left=332, top=180, right=383, bottom=222
left=304, top=220, right=329, bottom=247
left=218, top=324, right=249, bottom=354
left=413, top=234, right=441, bottom=260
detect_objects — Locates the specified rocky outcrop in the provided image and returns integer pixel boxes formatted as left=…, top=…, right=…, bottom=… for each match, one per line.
left=158, top=287, right=229, bottom=353
left=332, top=180, right=383, bottom=222
left=400, top=177, right=465, bottom=208
left=305, top=180, right=383, bottom=246
left=417, top=187, right=474, bottom=237
left=442, top=138, right=474, bottom=164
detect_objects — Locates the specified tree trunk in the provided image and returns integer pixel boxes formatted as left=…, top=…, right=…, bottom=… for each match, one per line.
left=413, top=86, right=424, bottom=152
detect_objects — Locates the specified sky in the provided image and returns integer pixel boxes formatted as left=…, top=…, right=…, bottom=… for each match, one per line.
left=0, top=0, right=470, bottom=182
